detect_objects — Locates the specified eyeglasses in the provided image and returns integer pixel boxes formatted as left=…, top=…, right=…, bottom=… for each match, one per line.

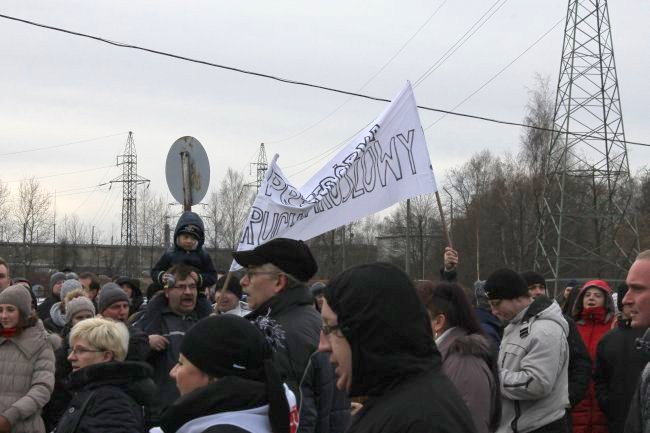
left=322, top=323, right=344, bottom=336
left=172, top=284, right=197, bottom=291
left=244, top=271, right=280, bottom=280
left=68, top=347, right=105, bottom=356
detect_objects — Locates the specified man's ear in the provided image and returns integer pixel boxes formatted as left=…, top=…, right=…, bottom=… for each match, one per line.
left=273, top=274, right=287, bottom=294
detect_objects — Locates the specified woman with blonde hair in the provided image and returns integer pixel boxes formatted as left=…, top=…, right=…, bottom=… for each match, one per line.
left=53, top=317, right=155, bottom=433
left=0, top=284, right=57, bottom=433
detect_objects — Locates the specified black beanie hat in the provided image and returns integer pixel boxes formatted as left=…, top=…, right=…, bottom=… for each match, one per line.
left=485, top=268, right=529, bottom=300
left=180, top=315, right=290, bottom=433
left=520, top=271, right=546, bottom=289
left=216, top=275, right=243, bottom=300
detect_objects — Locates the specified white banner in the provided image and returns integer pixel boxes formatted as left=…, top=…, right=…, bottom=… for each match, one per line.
left=231, top=82, right=438, bottom=265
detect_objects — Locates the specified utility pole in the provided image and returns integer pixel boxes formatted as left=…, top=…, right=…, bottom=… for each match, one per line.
left=405, top=199, right=411, bottom=276
left=110, top=132, right=150, bottom=276
left=535, top=0, right=638, bottom=290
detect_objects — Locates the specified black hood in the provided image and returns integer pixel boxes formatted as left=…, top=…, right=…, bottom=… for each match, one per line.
left=324, top=262, right=441, bottom=397
left=174, top=211, right=205, bottom=248
left=68, top=361, right=156, bottom=406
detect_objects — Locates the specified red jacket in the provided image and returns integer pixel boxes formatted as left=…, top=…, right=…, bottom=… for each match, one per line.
left=572, top=306, right=614, bottom=433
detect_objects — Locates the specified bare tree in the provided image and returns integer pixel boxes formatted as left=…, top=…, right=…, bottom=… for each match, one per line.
left=0, top=179, right=12, bottom=242
left=218, top=168, right=251, bottom=250
left=14, top=177, right=52, bottom=273
left=204, top=189, right=220, bottom=248
left=62, top=213, right=89, bottom=244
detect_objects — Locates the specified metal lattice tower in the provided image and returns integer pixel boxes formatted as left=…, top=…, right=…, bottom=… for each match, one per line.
left=535, top=0, right=639, bottom=290
left=109, top=132, right=150, bottom=275
left=246, top=143, right=268, bottom=192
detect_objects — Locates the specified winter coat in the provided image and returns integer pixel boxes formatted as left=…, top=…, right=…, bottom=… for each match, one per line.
left=498, top=296, right=570, bottom=433
left=53, top=361, right=155, bottom=433
left=151, top=212, right=217, bottom=289
left=43, top=321, right=151, bottom=431
left=594, top=321, right=648, bottom=433
left=625, top=328, right=650, bottom=433
left=476, top=307, right=503, bottom=350
left=0, top=320, right=57, bottom=433
left=437, top=327, right=499, bottom=433
left=565, top=314, right=592, bottom=409
left=298, top=351, right=351, bottom=433
left=43, top=302, right=66, bottom=335
left=245, top=285, right=321, bottom=398
left=133, top=292, right=211, bottom=414
left=150, top=376, right=298, bottom=433
left=571, top=306, right=615, bottom=433
left=37, top=295, right=59, bottom=321
left=325, top=262, right=477, bottom=433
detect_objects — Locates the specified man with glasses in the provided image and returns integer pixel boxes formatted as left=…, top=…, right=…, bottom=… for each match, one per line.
left=233, top=237, right=321, bottom=397
left=134, top=263, right=210, bottom=414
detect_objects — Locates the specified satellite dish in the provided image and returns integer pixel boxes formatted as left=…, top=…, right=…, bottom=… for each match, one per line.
left=165, top=136, right=210, bottom=209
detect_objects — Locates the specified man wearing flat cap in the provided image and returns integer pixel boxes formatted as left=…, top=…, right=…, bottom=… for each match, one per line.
left=233, top=237, right=321, bottom=397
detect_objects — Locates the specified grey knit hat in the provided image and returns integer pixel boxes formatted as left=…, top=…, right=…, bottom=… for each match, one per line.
left=98, top=283, right=129, bottom=313
left=49, top=272, right=66, bottom=289
left=0, top=284, right=32, bottom=317
left=61, top=279, right=83, bottom=301
left=65, top=297, right=96, bottom=323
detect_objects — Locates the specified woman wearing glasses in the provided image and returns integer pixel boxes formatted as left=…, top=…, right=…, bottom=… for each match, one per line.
left=53, top=317, right=155, bottom=433
left=0, top=284, right=57, bottom=433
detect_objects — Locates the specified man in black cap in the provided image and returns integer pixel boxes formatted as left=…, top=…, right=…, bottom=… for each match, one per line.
left=318, top=262, right=477, bottom=433
left=486, top=268, right=570, bottom=433
left=232, top=237, right=321, bottom=397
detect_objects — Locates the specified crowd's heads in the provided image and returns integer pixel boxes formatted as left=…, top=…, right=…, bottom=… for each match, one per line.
left=215, top=275, right=243, bottom=314
left=68, top=317, right=129, bottom=371
left=416, top=280, right=484, bottom=338
left=49, top=272, right=66, bottom=296
left=484, top=268, right=529, bottom=301
left=79, top=272, right=101, bottom=300
left=98, top=283, right=130, bottom=319
left=174, top=212, right=205, bottom=251
left=320, top=262, right=438, bottom=396
left=309, top=281, right=326, bottom=311
left=616, top=282, right=630, bottom=319
left=165, top=264, right=198, bottom=315
left=572, top=279, right=613, bottom=319
left=115, top=276, right=139, bottom=299
left=0, top=284, right=33, bottom=320
left=0, top=257, right=10, bottom=290
left=65, top=296, right=96, bottom=325
left=624, top=250, right=650, bottom=328
left=232, top=238, right=318, bottom=283
left=61, top=279, right=83, bottom=302
left=172, top=314, right=289, bottom=433
left=520, top=271, right=546, bottom=298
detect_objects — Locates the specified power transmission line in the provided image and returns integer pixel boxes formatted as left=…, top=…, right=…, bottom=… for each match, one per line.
left=1, top=13, right=648, bottom=149
left=0, top=132, right=128, bottom=156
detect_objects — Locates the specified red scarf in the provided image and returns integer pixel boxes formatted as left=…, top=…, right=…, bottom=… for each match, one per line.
left=1, top=327, right=17, bottom=339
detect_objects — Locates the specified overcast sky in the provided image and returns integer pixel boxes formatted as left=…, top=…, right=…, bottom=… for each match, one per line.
left=1, top=1, right=648, bottom=241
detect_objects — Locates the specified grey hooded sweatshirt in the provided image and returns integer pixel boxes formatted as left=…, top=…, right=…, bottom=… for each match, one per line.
left=497, top=296, right=570, bottom=433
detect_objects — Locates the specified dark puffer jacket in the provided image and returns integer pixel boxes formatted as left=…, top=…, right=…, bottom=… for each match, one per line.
left=324, top=262, right=477, bottom=433
left=298, top=351, right=351, bottom=433
left=53, top=361, right=155, bottom=433
left=245, top=285, right=321, bottom=399
left=594, top=320, right=648, bottom=433
left=151, top=211, right=218, bottom=289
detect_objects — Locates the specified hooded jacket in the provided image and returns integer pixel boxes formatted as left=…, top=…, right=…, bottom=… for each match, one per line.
left=0, top=320, right=57, bottom=433
left=150, top=377, right=297, bottom=433
left=151, top=212, right=218, bottom=289
left=324, top=262, right=477, bottom=433
left=594, top=320, right=648, bottom=433
left=571, top=284, right=615, bottom=433
left=53, top=361, right=156, bottom=433
left=245, top=284, right=321, bottom=398
left=498, top=296, right=569, bottom=433
left=436, top=327, right=499, bottom=433
left=44, top=302, right=66, bottom=335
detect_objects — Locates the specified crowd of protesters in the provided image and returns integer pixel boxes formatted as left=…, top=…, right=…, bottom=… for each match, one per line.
left=1, top=210, right=650, bottom=433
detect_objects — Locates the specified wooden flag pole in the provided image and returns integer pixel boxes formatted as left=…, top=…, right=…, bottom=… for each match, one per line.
left=435, top=191, right=452, bottom=248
